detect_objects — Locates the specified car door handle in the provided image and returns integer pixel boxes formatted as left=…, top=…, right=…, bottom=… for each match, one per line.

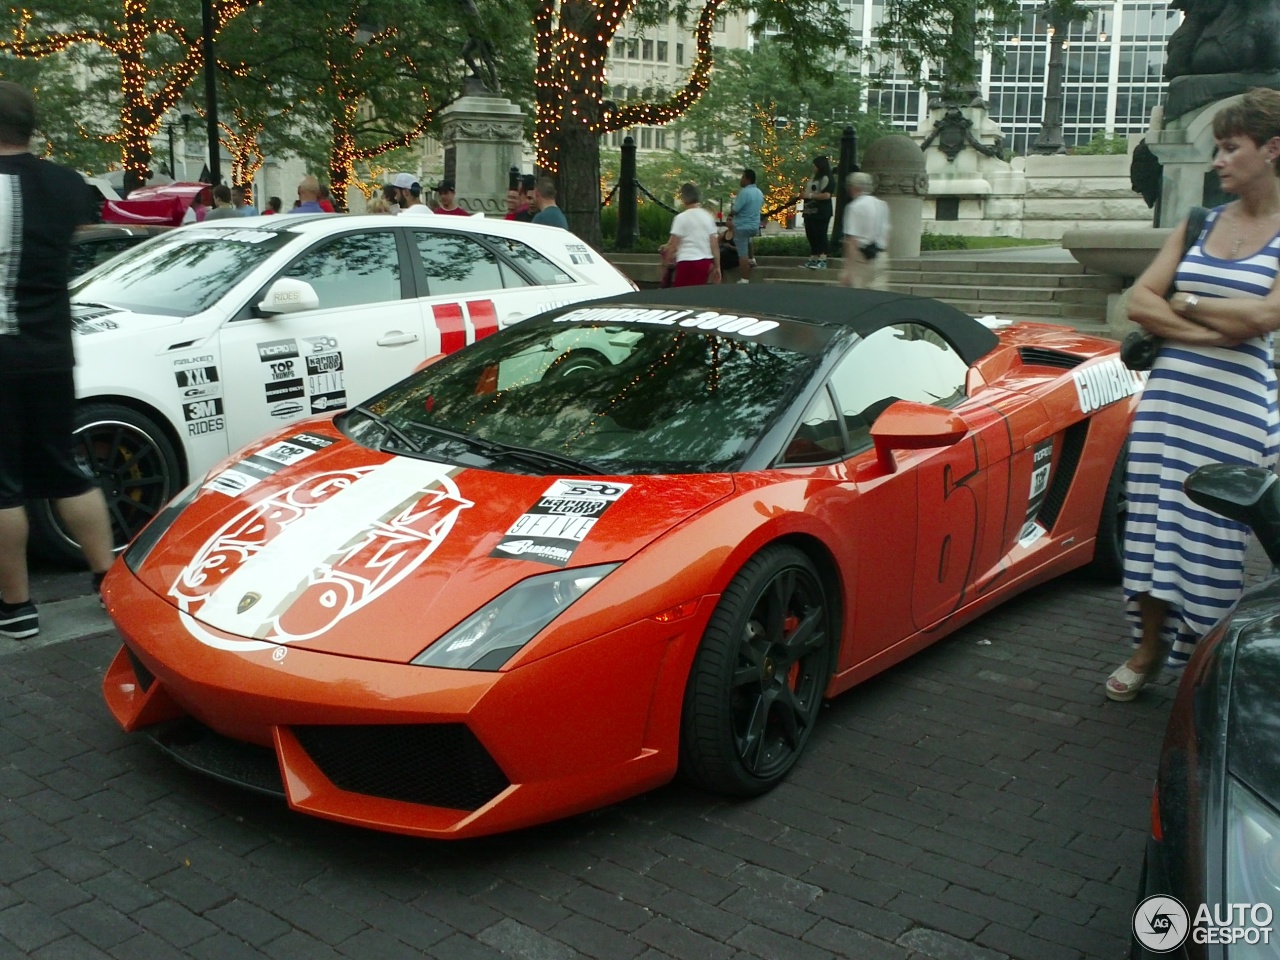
left=377, top=331, right=419, bottom=346
left=501, top=314, right=524, bottom=327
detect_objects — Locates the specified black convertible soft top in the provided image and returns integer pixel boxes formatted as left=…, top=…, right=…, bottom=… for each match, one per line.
left=594, top=284, right=1000, bottom=367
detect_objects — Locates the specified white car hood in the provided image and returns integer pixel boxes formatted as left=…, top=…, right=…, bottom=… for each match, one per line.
left=71, top=303, right=186, bottom=337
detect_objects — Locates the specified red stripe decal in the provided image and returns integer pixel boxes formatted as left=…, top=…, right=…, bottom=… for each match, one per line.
left=432, top=303, right=466, bottom=354
left=467, top=299, right=499, bottom=340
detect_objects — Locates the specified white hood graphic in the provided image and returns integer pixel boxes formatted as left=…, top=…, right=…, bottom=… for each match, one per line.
left=170, top=457, right=471, bottom=652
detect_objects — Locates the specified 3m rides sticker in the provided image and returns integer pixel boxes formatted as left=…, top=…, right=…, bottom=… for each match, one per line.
left=491, top=479, right=631, bottom=567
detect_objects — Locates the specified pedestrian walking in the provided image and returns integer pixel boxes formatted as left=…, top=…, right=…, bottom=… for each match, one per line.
left=203, top=184, right=238, bottom=220
left=231, top=185, right=257, bottom=216
left=801, top=156, right=835, bottom=269
left=0, top=81, right=114, bottom=640
left=290, top=176, right=327, bottom=213
left=1105, top=86, right=1280, bottom=700
left=392, top=173, right=432, bottom=216
left=662, top=182, right=720, bottom=287
left=838, top=172, right=891, bottom=290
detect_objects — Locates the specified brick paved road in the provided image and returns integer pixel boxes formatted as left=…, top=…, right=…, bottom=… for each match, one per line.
left=4, top=557, right=1243, bottom=960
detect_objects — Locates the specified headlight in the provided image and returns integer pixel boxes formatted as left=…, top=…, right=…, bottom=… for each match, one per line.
left=1225, top=777, right=1280, bottom=956
left=411, top=563, right=618, bottom=671
left=122, top=478, right=203, bottom=573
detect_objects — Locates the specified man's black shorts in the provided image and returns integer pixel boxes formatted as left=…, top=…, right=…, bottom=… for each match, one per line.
left=0, top=370, right=95, bottom=509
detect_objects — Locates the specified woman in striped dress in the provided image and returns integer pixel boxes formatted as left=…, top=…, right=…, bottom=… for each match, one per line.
left=1107, top=87, right=1280, bottom=701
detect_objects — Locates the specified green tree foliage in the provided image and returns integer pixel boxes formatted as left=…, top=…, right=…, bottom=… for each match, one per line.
left=1070, top=130, right=1130, bottom=155
left=0, top=0, right=256, bottom=191
left=874, top=0, right=1020, bottom=97
left=535, top=0, right=857, bottom=248
left=663, top=40, right=892, bottom=210
left=0, top=50, right=120, bottom=174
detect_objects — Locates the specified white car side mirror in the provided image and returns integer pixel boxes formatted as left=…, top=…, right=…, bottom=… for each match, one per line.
left=257, top=278, right=319, bottom=316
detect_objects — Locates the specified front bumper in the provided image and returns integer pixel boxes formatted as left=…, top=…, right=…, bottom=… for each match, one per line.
left=102, top=566, right=713, bottom=838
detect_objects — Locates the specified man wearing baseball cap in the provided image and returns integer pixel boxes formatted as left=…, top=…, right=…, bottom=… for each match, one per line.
left=434, top=179, right=468, bottom=216
left=392, top=173, right=432, bottom=216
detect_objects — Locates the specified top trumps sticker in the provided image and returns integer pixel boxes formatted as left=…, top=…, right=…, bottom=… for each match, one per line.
left=491, top=480, right=631, bottom=567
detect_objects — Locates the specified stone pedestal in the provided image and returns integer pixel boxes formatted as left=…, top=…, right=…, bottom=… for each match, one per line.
left=861, top=134, right=928, bottom=259
left=1149, top=91, right=1246, bottom=228
left=439, top=95, right=526, bottom=216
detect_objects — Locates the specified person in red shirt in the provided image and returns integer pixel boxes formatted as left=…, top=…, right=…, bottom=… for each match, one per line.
left=317, top=183, right=336, bottom=213
left=434, top=180, right=469, bottom=216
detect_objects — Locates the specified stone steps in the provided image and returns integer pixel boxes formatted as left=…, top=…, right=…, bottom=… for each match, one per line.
left=602, top=253, right=1121, bottom=333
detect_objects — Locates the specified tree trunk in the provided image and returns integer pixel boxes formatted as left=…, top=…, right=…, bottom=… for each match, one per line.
left=556, top=124, right=603, bottom=250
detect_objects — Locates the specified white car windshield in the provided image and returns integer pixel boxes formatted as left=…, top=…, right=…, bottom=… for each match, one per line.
left=70, top=229, right=292, bottom=318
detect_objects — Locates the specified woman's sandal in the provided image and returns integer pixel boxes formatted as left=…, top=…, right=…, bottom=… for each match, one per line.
left=1105, top=657, right=1165, bottom=702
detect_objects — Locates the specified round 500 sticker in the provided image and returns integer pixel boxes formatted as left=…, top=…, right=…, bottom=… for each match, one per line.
left=1133, top=895, right=1190, bottom=953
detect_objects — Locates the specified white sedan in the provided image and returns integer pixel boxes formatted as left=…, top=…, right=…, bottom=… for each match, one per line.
left=38, top=214, right=634, bottom=560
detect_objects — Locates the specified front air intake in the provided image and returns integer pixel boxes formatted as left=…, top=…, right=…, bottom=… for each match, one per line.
left=292, top=724, right=510, bottom=811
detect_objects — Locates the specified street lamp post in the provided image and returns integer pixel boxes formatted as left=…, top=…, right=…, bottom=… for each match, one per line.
left=1031, top=15, right=1069, bottom=155
left=202, top=0, right=220, bottom=185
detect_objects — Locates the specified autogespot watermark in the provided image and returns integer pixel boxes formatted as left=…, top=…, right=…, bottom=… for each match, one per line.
left=1133, top=896, right=1275, bottom=953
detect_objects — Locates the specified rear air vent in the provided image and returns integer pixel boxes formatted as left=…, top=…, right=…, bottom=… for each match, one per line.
left=1019, top=347, right=1084, bottom=369
left=1039, top=420, right=1089, bottom=530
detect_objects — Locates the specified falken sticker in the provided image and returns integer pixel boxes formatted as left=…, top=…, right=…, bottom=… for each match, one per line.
left=1019, top=438, right=1054, bottom=543
left=491, top=479, right=631, bottom=567
left=1072, top=358, right=1145, bottom=414
left=554, top=306, right=780, bottom=338
left=175, top=457, right=471, bottom=651
left=204, top=433, right=336, bottom=497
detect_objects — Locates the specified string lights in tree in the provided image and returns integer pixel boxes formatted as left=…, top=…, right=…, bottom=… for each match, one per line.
left=532, top=0, right=726, bottom=174
left=751, top=100, right=818, bottom=225
left=1, top=1, right=252, bottom=188
left=321, top=13, right=433, bottom=207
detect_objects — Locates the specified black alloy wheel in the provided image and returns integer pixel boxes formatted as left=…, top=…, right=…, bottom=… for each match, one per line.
left=680, top=545, right=834, bottom=796
left=30, top=402, right=182, bottom=563
left=1090, top=444, right=1128, bottom=581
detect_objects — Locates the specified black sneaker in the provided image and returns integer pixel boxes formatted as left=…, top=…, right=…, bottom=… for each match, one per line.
left=92, top=572, right=106, bottom=608
left=0, top=601, right=38, bottom=639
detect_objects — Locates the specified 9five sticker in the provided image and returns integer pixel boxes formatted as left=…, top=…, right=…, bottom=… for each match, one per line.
left=491, top=480, right=631, bottom=567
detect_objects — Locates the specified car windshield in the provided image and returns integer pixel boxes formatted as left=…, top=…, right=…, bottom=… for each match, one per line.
left=70, top=228, right=292, bottom=317
left=348, top=313, right=827, bottom=474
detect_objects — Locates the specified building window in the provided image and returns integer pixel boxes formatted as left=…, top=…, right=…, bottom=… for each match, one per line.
left=642, top=39, right=654, bottom=60
left=676, top=43, right=684, bottom=65
left=629, top=86, right=639, bottom=101
left=640, top=127, right=653, bottom=149
left=657, top=40, right=668, bottom=61
left=626, top=38, right=639, bottom=59
left=612, top=38, right=625, bottom=58
left=715, top=14, right=726, bottom=32
left=655, top=129, right=667, bottom=149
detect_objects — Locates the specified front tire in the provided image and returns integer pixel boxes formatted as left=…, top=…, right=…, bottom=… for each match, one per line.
left=1090, top=444, right=1128, bottom=581
left=679, top=545, right=834, bottom=796
left=29, top=402, right=182, bottom=563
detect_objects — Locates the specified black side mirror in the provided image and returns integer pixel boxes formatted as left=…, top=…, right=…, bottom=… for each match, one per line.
left=1185, top=464, right=1280, bottom=568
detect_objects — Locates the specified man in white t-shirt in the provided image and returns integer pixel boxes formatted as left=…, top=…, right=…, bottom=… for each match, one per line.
left=662, top=182, right=720, bottom=286
left=839, top=172, right=890, bottom=290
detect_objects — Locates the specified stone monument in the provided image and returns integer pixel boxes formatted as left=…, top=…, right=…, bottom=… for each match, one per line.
left=438, top=96, right=526, bottom=216
left=860, top=134, right=929, bottom=259
left=1147, top=0, right=1280, bottom=225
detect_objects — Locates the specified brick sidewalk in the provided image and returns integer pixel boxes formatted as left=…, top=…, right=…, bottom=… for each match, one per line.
left=0, top=566, right=1202, bottom=960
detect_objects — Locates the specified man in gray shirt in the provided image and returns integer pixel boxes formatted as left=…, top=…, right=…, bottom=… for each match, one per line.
left=531, top=178, right=569, bottom=230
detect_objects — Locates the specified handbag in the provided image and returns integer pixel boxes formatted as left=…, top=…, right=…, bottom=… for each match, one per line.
left=1120, top=205, right=1209, bottom=371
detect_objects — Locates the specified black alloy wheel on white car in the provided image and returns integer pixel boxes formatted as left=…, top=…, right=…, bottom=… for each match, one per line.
left=30, top=403, right=182, bottom=564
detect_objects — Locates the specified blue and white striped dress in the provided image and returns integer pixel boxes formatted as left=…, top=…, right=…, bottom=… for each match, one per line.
left=1123, top=206, right=1280, bottom=666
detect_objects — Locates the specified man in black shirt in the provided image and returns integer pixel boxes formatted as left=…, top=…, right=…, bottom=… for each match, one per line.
left=0, top=82, right=112, bottom=640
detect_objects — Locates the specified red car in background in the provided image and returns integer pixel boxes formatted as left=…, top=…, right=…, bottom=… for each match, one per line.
left=101, top=285, right=1138, bottom=838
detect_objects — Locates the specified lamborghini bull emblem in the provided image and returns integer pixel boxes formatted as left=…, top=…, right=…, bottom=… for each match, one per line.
left=169, top=459, right=471, bottom=652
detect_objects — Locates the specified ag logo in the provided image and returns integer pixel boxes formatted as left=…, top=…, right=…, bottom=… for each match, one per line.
left=1133, top=895, right=1190, bottom=953
left=237, top=592, right=261, bottom=614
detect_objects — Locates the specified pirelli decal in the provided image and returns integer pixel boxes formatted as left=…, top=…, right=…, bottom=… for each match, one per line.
left=490, top=479, right=631, bottom=567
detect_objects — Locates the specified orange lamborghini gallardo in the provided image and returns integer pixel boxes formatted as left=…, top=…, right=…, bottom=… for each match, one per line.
left=102, top=286, right=1137, bottom=838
